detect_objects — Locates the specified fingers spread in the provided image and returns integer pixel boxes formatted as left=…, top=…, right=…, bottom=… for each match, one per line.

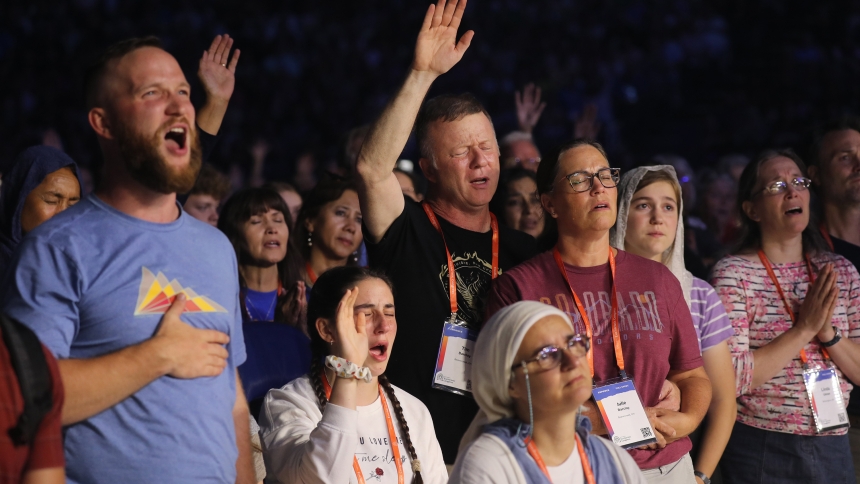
left=441, top=0, right=458, bottom=26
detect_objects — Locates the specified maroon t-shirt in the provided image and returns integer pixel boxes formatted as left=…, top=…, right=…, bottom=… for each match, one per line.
left=1, top=332, right=64, bottom=483
left=487, top=249, right=703, bottom=470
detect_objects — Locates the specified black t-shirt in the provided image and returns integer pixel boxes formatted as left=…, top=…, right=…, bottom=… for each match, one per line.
left=365, top=197, right=537, bottom=462
left=829, top=234, right=860, bottom=416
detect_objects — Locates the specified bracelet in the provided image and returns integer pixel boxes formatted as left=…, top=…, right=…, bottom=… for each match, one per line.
left=325, top=355, right=372, bottom=383
left=694, top=471, right=711, bottom=484
left=821, top=327, right=842, bottom=348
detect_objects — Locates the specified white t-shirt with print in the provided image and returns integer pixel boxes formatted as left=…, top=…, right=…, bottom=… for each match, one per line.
left=259, top=375, right=448, bottom=484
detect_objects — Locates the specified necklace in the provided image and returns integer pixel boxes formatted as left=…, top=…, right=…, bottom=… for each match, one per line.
left=244, top=289, right=277, bottom=321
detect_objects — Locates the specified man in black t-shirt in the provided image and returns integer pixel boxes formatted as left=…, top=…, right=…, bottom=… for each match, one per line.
left=355, top=0, right=536, bottom=462
left=808, top=116, right=860, bottom=482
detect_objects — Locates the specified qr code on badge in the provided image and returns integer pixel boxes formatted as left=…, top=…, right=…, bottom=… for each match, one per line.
left=839, top=413, right=847, bottom=423
left=641, top=427, right=653, bottom=438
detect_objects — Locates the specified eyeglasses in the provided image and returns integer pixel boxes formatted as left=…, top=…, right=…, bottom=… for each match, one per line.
left=757, top=177, right=812, bottom=196
left=563, top=168, right=621, bottom=193
left=512, top=334, right=591, bottom=371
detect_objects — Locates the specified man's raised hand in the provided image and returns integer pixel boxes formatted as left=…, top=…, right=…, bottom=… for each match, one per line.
left=413, top=0, right=474, bottom=77
left=151, top=294, right=231, bottom=379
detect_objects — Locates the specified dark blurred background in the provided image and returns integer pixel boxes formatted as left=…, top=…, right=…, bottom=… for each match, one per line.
left=2, top=0, right=860, bottom=179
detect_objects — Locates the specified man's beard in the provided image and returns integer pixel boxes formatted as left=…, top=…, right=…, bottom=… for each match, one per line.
left=114, top=119, right=202, bottom=195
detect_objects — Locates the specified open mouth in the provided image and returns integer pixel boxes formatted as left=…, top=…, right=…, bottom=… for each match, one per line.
left=785, top=207, right=803, bottom=215
left=369, top=343, right=388, bottom=360
left=164, top=126, right=188, bottom=152
left=264, top=240, right=281, bottom=248
left=593, top=202, right=609, bottom=211
left=470, top=177, right=489, bottom=186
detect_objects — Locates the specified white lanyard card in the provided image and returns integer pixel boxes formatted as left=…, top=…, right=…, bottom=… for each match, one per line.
left=592, top=377, right=657, bottom=449
left=803, top=366, right=849, bottom=432
left=432, top=317, right=477, bottom=395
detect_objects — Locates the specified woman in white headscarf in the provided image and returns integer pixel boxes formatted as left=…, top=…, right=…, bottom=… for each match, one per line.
left=610, top=166, right=736, bottom=484
left=450, top=301, right=646, bottom=484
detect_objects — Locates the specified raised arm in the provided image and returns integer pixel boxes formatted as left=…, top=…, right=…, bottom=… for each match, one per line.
left=197, top=34, right=240, bottom=136
left=356, top=0, right=474, bottom=241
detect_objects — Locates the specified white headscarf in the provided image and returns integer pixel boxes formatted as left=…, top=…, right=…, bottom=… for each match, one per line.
left=459, top=301, right=574, bottom=453
left=609, top=165, right=693, bottom=308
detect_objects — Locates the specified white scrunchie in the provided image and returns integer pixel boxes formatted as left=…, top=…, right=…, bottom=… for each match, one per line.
left=325, top=355, right=372, bottom=383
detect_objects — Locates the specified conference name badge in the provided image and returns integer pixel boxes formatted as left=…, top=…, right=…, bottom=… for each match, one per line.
left=432, top=314, right=477, bottom=395
left=803, top=366, right=849, bottom=432
left=592, top=377, right=657, bottom=449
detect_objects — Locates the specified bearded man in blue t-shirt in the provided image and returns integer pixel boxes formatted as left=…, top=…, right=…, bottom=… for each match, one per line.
left=1, top=37, right=255, bottom=483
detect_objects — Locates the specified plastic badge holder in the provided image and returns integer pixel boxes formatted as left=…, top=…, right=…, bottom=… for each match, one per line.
left=803, top=365, right=849, bottom=433
left=432, top=315, right=477, bottom=395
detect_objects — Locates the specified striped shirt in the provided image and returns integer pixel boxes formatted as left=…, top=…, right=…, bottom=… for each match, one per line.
left=711, top=252, right=860, bottom=435
left=690, top=277, right=732, bottom=353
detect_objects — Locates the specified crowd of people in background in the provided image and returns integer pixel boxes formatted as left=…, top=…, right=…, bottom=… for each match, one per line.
left=4, top=0, right=860, bottom=483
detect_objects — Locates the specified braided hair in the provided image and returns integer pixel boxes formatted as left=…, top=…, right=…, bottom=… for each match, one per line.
left=306, top=266, right=424, bottom=484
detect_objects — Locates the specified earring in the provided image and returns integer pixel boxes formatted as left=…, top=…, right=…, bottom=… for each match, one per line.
left=352, top=251, right=359, bottom=263
left=307, top=232, right=313, bottom=248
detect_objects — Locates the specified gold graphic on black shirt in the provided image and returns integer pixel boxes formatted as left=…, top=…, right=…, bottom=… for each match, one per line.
left=438, top=251, right=499, bottom=326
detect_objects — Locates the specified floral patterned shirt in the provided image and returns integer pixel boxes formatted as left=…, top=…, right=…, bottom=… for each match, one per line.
left=711, top=252, right=860, bottom=435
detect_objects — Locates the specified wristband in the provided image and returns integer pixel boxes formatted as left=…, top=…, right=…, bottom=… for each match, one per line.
left=820, top=326, right=842, bottom=348
left=325, top=355, right=372, bottom=383
left=694, top=471, right=711, bottom=484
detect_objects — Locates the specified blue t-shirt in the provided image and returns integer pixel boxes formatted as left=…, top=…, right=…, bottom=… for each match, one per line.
left=1, top=195, right=246, bottom=484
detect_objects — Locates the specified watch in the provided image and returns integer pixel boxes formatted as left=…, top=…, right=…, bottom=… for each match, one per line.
left=821, top=326, right=842, bottom=348
left=694, top=471, right=711, bottom=484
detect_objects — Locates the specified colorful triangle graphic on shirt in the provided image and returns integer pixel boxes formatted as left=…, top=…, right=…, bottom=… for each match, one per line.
left=134, top=267, right=227, bottom=315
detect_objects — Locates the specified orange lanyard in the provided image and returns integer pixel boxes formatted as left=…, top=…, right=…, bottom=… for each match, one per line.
left=321, top=372, right=405, bottom=484
left=526, top=435, right=596, bottom=484
left=757, top=250, right=830, bottom=363
left=819, top=223, right=835, bottom=251
left=421, top=202, right=499, bottom=315
left=306, top=262, right=318, bottom=284
left=552, top=247, right=624, bottom=378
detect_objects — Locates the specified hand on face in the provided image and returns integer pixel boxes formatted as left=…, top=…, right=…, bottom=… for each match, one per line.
left=242, top=208, right=289, bottom=265
left=541, top=145, right=617, bottom=236
left=509, top=316, right=592, bottom=421
left=308, top=190, right=363, bottom=261
left=321, top=278, right=397, bottom=376
left=742, top=156, right=810, bottom=239
left=624, top=181, right=679, bottom=262
left=20, top=166, right=81, bottom=235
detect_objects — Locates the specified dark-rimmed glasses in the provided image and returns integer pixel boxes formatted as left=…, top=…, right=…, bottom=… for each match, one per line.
left=512, top=334, right=591, bottom=371
left=756, top=177, right=811, bottom=196
left=563, top=168, right=621, bottom=193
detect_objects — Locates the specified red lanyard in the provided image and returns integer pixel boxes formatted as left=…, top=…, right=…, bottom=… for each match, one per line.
left=321, top=372, right=405, bottom=484
left=757, top=250, right=830, bottom=363
left=306, top=262, right=318, bottom=284
left=421, top=202, right=499, bottom=315
left=526, top=435, right=596, bottom=484
left=552, top=247, right=624, bottom=378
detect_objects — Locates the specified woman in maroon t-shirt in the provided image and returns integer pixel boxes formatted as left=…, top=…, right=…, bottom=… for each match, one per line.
left=486, top=139, right=709, bottom=480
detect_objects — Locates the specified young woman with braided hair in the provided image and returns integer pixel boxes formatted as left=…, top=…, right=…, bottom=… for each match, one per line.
left=258, top=266, right=448, bottom=484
